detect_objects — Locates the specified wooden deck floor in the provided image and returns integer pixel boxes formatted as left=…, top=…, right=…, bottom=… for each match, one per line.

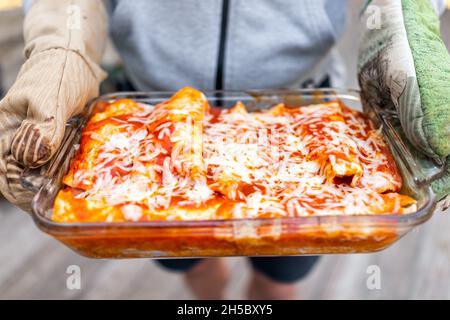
left=1, top=3, right=450, bottom=300
left=0, top=200, right=449, bottom=300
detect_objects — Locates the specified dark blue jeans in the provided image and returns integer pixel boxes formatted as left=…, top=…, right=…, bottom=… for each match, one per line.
left=156, top=256, right=320, bottom=283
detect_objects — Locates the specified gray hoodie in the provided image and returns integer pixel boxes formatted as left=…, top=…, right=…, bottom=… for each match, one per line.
left=24, top=0, right=447, bottom=91
left=106, top=0, right=348, bottom=91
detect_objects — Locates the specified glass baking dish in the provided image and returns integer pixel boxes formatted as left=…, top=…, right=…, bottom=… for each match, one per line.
left=22, top=89, right=445, bottom=259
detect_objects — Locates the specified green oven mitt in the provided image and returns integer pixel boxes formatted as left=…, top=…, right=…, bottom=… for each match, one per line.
left=358, top=0, right=450, bottom=206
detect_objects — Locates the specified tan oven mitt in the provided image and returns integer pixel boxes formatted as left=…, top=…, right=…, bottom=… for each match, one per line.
left=0, top=0, right=107, bottom=211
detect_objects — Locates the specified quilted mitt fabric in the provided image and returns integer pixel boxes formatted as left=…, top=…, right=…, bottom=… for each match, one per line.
left=358, top=0, right=450, bottom=200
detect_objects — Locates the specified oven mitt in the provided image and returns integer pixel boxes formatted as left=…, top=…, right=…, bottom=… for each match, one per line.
left=0, top=0, right=107, bottom=211
left=358, top=0, right=450, bottom=205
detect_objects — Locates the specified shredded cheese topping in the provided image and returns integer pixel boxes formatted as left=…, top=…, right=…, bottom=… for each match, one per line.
left=53, top=87, right=416, bottom=222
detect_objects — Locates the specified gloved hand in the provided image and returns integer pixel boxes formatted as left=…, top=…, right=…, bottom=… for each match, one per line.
left=0, top=0, right=107, bottom=211
left=358, top=0, right=450, bottom=208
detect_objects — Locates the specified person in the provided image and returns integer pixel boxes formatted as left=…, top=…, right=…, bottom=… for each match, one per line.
left=0, top=0, right=449, bottom=299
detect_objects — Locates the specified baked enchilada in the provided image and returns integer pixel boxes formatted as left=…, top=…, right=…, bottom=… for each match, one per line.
left=53, top=87, right=416, bottom=222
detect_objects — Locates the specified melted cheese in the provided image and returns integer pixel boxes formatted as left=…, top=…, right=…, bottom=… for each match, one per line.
left=53, top=87, right=416, bottom=223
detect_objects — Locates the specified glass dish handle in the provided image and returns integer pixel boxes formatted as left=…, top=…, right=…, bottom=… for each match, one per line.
left=20, top=117, right=84, bottom=193
left=380, top=112, right=446, bottom=186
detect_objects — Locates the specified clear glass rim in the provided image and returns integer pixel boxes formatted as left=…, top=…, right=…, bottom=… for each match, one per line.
left=32, top=188, right=435, bottom=233
left=29, top=88, right=438, bottom=233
